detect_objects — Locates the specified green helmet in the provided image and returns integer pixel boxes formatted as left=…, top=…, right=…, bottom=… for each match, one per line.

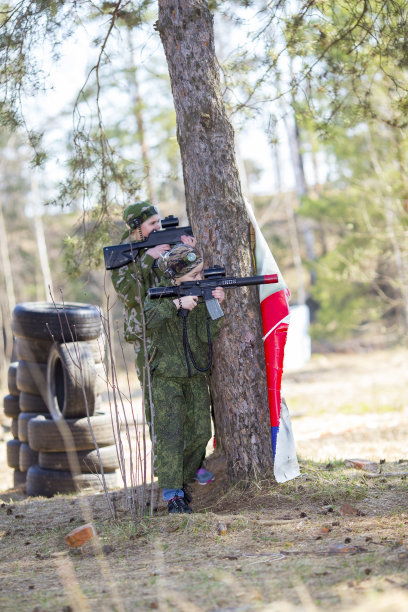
left=158, top=244, right=203, bottom=279
left=123, top=201, right=158, bottom=230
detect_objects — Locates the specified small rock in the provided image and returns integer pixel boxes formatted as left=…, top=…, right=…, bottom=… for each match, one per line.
left=328, top=543, right=358, bottom=555
left=217, top=522, right=228, bottom=535
left=65, top=524, right=96, bottom=548
left=344, top=459, right=378, bottom=473
left=340, top=503, right=360, bottom=516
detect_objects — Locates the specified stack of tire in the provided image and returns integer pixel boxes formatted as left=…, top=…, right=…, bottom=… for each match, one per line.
left=4, top=361, right=26, bottom=487
left=8, top=302, right=119, bottom=497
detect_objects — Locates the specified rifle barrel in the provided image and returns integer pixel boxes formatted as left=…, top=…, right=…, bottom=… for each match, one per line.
left=148, top=274, right=278, bottom=299
left=219, top=274, right=278, bottom=287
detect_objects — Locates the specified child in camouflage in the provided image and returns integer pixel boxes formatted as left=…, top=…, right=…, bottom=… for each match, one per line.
left=144, top=244, right=225, bottom=513
left=111, top=202, right=195, bottom=432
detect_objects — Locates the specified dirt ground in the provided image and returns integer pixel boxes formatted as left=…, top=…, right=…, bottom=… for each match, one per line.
left=1, top=347, right=408, bottom=611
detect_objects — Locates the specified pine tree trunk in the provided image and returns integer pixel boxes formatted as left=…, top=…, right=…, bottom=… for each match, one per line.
left=0, top=197, right=15, bottom=374
left=31, top=175, right=54, bottom=300
left=270, top=137, right=306, bottom=305
left=157, top=0, right=273, bottom=480
left=285, top=112, right=317, bottom=272
left=128, top=30, right=156, bottom=204
left=0, top=198, right=16, bottom=316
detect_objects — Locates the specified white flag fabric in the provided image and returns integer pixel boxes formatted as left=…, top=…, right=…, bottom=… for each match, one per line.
left=245, top=199, right=300, bottom=482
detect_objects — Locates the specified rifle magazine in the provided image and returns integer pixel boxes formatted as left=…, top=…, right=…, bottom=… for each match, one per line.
left=205, top=298, right=224, bottom=320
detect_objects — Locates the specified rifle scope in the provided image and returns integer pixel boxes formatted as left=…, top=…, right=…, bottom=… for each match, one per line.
left=160, top=215, right=179, bottom=229
left=204, top=266, right=225, bottom=279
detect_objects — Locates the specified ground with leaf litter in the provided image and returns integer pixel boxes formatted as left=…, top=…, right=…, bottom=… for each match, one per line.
left=1, top=347, right=408, bottom=612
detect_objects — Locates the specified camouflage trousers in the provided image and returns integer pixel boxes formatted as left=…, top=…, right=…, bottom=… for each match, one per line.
left=134, top=345, right=152, bottom=431
left=152, top=374, right=211, bottom=490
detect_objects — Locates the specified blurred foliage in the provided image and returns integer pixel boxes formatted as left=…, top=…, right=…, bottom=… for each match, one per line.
left=1, top=0, right=408, bottom=345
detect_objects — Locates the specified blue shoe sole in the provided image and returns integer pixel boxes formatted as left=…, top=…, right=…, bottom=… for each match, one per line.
left=195, top=476, right=215, bottom=485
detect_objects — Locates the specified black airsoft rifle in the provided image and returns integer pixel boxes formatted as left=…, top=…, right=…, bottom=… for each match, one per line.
left=103, top=215, right=194, bottom=270
left=148, top=266, right=279, bottom=320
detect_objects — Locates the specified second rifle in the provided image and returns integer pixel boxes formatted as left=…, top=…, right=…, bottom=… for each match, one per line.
left=148, top=266, right=278, bottom=319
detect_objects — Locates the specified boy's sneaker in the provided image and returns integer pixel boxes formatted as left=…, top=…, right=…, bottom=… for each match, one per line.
left=182, top=484, right=193, bottom=504
left=194, top=467, right=215, bottom=485
left=167, top=495, right=193, bottom=514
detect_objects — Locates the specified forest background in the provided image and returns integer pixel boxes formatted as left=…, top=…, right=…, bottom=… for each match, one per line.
left=1, top=3, right=408, bottom=609
left=1, top=1, right=408, bottom=394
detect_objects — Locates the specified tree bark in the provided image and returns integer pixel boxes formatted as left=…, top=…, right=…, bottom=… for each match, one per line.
left=270, top=135, right=306, bottom=305
left=285, top=112, right=317, bottom=271
left=0, top=197, right=16, bottom=316
left=31, top=175, right=54, bottom=300
left=0, top=196, right=15, bottom=376
left=157, top=0, right=273, bottom=480
left=127, top=29, right=156, bottom=204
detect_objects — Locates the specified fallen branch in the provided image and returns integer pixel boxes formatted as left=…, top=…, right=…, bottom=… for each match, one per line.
left=363, top=472, right=408, bottom=478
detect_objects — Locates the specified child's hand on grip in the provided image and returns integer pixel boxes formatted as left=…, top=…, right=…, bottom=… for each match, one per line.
left=212, top=287, right=225, bottom=303
left=173, top=295, right=199, bottom=311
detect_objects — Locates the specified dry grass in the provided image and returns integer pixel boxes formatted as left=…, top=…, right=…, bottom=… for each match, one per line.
left=1, top=347, right=408, bottom=611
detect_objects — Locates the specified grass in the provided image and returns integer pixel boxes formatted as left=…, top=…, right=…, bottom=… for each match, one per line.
left=1, top=347, right=408, bottom=610
left=1, top=466, right=408, bottom=611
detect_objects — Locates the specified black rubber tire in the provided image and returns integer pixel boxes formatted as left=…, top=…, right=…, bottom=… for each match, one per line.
left=8, top=363, right=19, bottom=396
left=18, top=412, right=49, bottom=443
left=19, top=391, right=49, bottom=414
left=81, top=339, right=105, bottom=365
left=19, top=443, right=39, bottom=472
left=16, top=361, right=47, bottom=395
left=3, top=394, right=20, bottom=418
left=26, top=464, right=118, bottom=497
left=28, top=413, right=115, bottom=452
left=7, top=439, right=21, bottom=469
left=94, top=363, right=107, bottom=395
left=14, top=337, right=53, bottom=363
left=20, top=391, right=100, bottom=415
left=13, top=469, right=27, bottom=488
left=47, top=343, right=97, bottom=419
left=38, top=445, right=119, bottom=473
left=12, top=302, right=102, bottom=342
left=15, top=336, right=104, bottom=366
left=10, top=418, right=19, bottom=439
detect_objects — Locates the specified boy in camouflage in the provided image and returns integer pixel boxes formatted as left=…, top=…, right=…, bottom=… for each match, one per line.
left=111, top=201, right=195, bottom=429
left=144, top=244, right=225, bottom=513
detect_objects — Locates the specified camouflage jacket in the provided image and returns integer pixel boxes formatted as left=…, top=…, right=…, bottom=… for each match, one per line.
left=144, top=280, right=224, bottom=378
left=111, top=249, right=163, bottom=345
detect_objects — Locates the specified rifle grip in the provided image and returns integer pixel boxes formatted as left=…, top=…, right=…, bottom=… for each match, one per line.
left=177, top=308, right=189, bottom=318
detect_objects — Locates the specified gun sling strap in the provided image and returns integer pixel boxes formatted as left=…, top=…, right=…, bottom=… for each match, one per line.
left=177, top=305, right=213, bottom=377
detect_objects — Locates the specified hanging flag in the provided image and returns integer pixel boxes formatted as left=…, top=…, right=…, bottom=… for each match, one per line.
left=245, top=199, right=300, bottom=483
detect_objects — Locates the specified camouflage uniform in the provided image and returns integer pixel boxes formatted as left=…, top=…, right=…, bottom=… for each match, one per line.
left=144, top=281, right=224, bottom=489
left=110, top=202, right=162, bottom=427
